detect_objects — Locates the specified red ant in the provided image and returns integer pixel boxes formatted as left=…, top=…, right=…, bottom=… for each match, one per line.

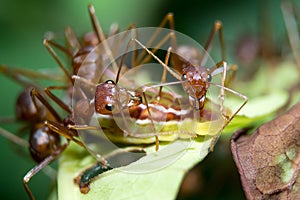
left=71, top=57, right=199, bottom=194
left=68, top=12, right=249, bottom=194
left=0, top=4, right=124, bottom=199
left=0, top=4, right=176, bottom=197
left=132, top=18, right=248, bottom=151
left=66, top=13, right=201, bottom=195
left=0, top=83, right=84, bottom=200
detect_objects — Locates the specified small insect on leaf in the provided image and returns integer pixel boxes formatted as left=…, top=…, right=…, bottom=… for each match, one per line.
left=231, top=102, right=300, bottom=199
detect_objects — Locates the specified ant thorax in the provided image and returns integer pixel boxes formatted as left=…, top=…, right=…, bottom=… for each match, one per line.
left=181, top=65, right=211, bottom=109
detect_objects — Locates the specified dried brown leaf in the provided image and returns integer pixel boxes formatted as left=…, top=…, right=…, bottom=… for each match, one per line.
left=231, top=102, right=300, bottom=200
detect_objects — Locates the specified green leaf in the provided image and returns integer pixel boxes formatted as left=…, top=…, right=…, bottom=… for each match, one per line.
left=55, top=91, right=290, bottom=200
left=57, top=137, right=212, bottom=200
left=54, top=60, right=298, bottom=200
left=223, top=91, right=289, bottom=134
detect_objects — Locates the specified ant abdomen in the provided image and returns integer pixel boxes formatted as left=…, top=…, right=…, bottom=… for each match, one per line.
left=15, top=88, right=46, bottom=122
left=29, top=125, right=61, bottom=163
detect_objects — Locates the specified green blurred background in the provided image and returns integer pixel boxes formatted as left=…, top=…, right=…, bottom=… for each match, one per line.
left=0, top=0, right=290, bottom=199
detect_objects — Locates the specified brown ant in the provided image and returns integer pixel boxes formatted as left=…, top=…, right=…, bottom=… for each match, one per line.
left=71, top=59, right=197, bottom=194
left=69, top=11, right=249, bottom=194
left=0, top=6, right=191, bottom=198
left=0, top=4, right=118, bottom=199
left=0, top=81, right=84, bottom=200
left=133, top=18, right=248, bottom=151
left=67, top=14, right=196, bottom=194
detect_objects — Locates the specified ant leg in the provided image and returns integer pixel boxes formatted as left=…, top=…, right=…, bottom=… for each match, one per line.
left=208, top=61, right=238, bottom=87
left=30, top=88, right=62, bottom=122
left=225, top=64, right=238, bottom=87
left=142, top=91, right=159, bottom=151
left=208, top=61, right=239, bottom=116
left=88, top=4, right=119, bottom=72
left=50, top=122, right=112, bottom=167
left=133, top=38, right=182, bottom=80
left=88, top=4, right=106, bottom=43
left=209, top=82, right=248, bottom=151
left=115, top=36, right=138, bottom=83
left=109, top=14, right=174, bottom=70
left=44, top=120, right=84, bottom=147
left=43, top=37, right=72, bottom=56
left=206, top=59, right=247, bottom=152
left=72, top=75, right=95, bottom=87
left=218, top=61, right=228, bottom=121
left=138, top=31, right=177, bottom=65
left=157, top=46, right=172, bottom=98
left=210, top=61, right=233, bottom=120
left=44, top=86, right=72, bottom=114
left=0, top=126, right=28, bottom=147
left=64, top=26, right=81, bottom=53
left=201, top=21, right=226, bottom=66
left=110, top=23, right=138, bottom=67
left=23, top=142, right=69, bottom=200
left=137, top=13, right=176, bottom=64
left=0, top=65, right=64, bottom=87
left=111, top=25, right=166, bottom=83
left=43, top=39, right=73, bottom=84
left=65, top=124, right=124, bottom=165
left=0, top=116, right=16, bottom=124
left=124, top=24, right=139, bottom=67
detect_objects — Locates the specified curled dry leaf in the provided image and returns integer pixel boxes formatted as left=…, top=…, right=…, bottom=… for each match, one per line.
left=231, top=102, right=300, bottom=200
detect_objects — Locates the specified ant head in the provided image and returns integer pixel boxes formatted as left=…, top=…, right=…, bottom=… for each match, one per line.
left=181, top=66, right=211, bottom=109
left=95, top=80, right=117, bottom=115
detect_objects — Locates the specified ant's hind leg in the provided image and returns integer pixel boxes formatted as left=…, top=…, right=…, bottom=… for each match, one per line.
left=23, top=142, right=68, bottom=200
left=201, top=21, right=226, bottom=66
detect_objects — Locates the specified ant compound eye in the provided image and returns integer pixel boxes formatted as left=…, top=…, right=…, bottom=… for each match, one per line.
left=181, top=74, right=187, bottom=81
left=105, top=104, right=114, bottom=111
left=207, top=74, right=212, bottom=82
left=105, top=80, right=115, bottom=84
